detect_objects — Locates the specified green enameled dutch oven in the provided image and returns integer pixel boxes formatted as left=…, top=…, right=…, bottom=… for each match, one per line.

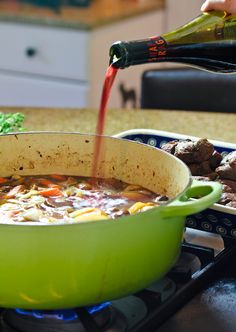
left=0, top=132, right=221, bottom=309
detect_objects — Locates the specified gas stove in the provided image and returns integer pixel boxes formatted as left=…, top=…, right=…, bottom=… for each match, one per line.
left=1, top=229, right=236, bottom=332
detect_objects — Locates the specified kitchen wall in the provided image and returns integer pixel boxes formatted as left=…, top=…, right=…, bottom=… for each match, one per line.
left=165, top=0, right=204, bottom=31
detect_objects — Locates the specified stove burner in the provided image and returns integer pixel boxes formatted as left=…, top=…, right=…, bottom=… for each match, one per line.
left=15, top=302, right=110, bottom=321
left=1, top=305, right=128, bottom=332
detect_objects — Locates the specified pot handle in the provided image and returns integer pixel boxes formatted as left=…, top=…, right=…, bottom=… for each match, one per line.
left=160, top=180, right=222, bottom=218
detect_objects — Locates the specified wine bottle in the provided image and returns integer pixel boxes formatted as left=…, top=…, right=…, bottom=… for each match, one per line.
left=109, top=11, right=236, bottom=73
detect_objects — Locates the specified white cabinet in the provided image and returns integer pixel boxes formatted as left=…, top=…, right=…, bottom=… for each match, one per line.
left=0, top=71, right=88, bottom=108
left=0, top=9, right=164, bottom=109
left=0, top=22, right=90, bottom=108
left=0, top=23, right=89, bottom=81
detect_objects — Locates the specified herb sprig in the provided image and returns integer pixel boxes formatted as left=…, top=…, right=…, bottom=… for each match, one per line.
left=0, top=113, right=25, bottom=134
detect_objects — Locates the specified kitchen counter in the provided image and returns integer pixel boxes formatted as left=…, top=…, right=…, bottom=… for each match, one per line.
left=1, top=107, right=235, bottom=144
left=0, top=0, right=165, bottom=30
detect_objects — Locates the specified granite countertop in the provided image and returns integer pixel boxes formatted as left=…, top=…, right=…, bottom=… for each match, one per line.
left=1, top=107, right=235, bottom=144
left=0, top=0, right=165, bottom=30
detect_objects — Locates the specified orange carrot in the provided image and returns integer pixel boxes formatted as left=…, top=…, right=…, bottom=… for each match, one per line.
left=38, top=178, right=55, bottom=187
left=49, top=184, right=61, bottom=189
left=0, top=177, right=8, bottom=184
left=50, top=174, right=67, bottom=181
left=39, top=187, right=63, bottom=197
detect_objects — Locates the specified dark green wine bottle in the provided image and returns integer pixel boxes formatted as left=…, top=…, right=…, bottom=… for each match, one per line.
left=109, top=11, right=236, bottom=73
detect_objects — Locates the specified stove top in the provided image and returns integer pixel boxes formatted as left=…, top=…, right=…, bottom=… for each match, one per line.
left=0, top=229, right=236, bottom=332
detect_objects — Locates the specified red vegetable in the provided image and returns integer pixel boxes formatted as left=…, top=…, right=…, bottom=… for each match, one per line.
left=39, top=187, right=63, bottom=197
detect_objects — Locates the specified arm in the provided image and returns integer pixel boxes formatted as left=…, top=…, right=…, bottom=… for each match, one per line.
left=201, top=0, right=236, bottom=14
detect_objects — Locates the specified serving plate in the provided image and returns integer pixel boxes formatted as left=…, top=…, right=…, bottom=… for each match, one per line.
left=114, top=129, right=236, bottom=239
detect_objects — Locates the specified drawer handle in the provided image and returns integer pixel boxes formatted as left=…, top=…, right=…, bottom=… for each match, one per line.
left=25, top=47, right=37, bottom=58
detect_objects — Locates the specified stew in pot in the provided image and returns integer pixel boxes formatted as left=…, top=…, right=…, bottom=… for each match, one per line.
left=0, top=175, right=169, bottom=223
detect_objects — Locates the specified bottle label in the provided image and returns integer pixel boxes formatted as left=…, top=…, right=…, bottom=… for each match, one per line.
left=147, top=36, right=167, bottom=61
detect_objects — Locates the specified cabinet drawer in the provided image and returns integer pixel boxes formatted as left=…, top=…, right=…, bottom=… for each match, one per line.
left=0, top=23, right=89, bottom=81
left=0, top=71, right=89, bottom=107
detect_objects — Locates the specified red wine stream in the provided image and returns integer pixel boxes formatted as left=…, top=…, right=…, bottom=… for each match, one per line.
left=92, top=64, right=118, bottom=178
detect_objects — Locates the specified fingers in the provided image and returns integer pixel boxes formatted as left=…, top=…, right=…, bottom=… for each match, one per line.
left=201, top=0, right=236, bottom=14
left=201, top=0, right=226, bottom=12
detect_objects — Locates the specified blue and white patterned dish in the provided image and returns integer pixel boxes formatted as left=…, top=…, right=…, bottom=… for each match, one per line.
left=114, top=129, right=236, bottom=239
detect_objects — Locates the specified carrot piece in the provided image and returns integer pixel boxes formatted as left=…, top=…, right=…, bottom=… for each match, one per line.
left=49, top=184, right=61, bottom=189
left=39, top=187, right=63, bottom=197
left=0, top=177, right=8, bottom=184
left=38, top=178, right=55, bottom=187
left=50, top=174, right=67, bottom=181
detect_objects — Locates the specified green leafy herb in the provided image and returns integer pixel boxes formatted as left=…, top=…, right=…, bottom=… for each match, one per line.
left=0, top=113, right=25, bottom=134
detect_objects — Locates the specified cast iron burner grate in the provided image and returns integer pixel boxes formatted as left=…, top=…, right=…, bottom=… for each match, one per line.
left=0, top=236, right=236, bottom=332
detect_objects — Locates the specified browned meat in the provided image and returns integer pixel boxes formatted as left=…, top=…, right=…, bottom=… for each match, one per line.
left=226, top=201, right=236, bottom=208
left=46, top=197, right=74, bottom=208
left=209, top=150, right=222, bottom=169
left=218, top=192, right=236, bottom=205
left=173, top=138, right=214, bottom=164
left=221, top=151, right=236, bottom=165
left=161, top=140, right=178, bottom=154
left=173, top=140, right=196, bottom=163
left=188, top=161, right=212, bottom=176
left=216, top=160, right=236, bottom=181
left=161, top=138, right=236, bottom=208
left=193, top=139, right=215, bottom=163
left=218, top=179, right=236, bottom=193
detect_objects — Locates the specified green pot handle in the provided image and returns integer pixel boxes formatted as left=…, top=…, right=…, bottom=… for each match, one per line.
left=160, top=179, right=222, bottom=218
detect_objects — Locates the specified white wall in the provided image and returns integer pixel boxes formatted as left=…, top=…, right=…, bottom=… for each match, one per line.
left=165, top=0, right=204, bottom=31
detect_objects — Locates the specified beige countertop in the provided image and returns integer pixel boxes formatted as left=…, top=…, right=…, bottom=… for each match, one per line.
left=0, top=0, right=165, bottom=30
left=1, top=107, right=235, bottom=144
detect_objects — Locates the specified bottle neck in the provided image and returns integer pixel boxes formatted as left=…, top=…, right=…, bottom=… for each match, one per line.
left=109, top=36, right=167, bottom=68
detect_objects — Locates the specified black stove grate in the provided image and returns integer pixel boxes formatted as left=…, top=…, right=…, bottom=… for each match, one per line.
left=129, top=239, right=236, bottom=332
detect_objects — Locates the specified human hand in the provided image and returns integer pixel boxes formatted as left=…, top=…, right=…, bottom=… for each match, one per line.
left=201, top=0, right=236, bottom=14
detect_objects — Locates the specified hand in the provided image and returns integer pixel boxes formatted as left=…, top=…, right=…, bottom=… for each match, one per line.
left=201, top=0, right=236, bottom=14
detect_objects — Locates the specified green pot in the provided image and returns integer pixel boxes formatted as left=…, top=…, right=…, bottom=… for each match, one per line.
left=0, top=132, right=221, bottom=309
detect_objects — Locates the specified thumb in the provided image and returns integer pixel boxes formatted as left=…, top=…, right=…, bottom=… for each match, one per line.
left=201, top=0, right=232, bottom=12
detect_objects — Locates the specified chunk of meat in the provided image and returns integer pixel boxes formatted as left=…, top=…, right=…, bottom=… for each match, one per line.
left=161, top=140, right=178, bottom=154
left=216, top=160, right=236, bottom=181
left=218, top=192, right=236, bottom=205
left=209, top=151, right=222, bottom=169
left=218, top=179, right=236, bottom=193
left=221, top=151, right=236, bottom=165
left=174, top=139, right=214, bottom=164
left=188, top=161, right=212, bottom=176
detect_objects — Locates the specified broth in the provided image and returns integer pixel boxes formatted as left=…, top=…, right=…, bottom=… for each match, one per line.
left=0, top=174, right=168, bottom=223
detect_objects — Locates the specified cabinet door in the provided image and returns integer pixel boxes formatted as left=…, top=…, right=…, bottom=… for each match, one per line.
left=0, top=72, right=88, bottom=108
left=0, top=23, right=89, bottom=81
